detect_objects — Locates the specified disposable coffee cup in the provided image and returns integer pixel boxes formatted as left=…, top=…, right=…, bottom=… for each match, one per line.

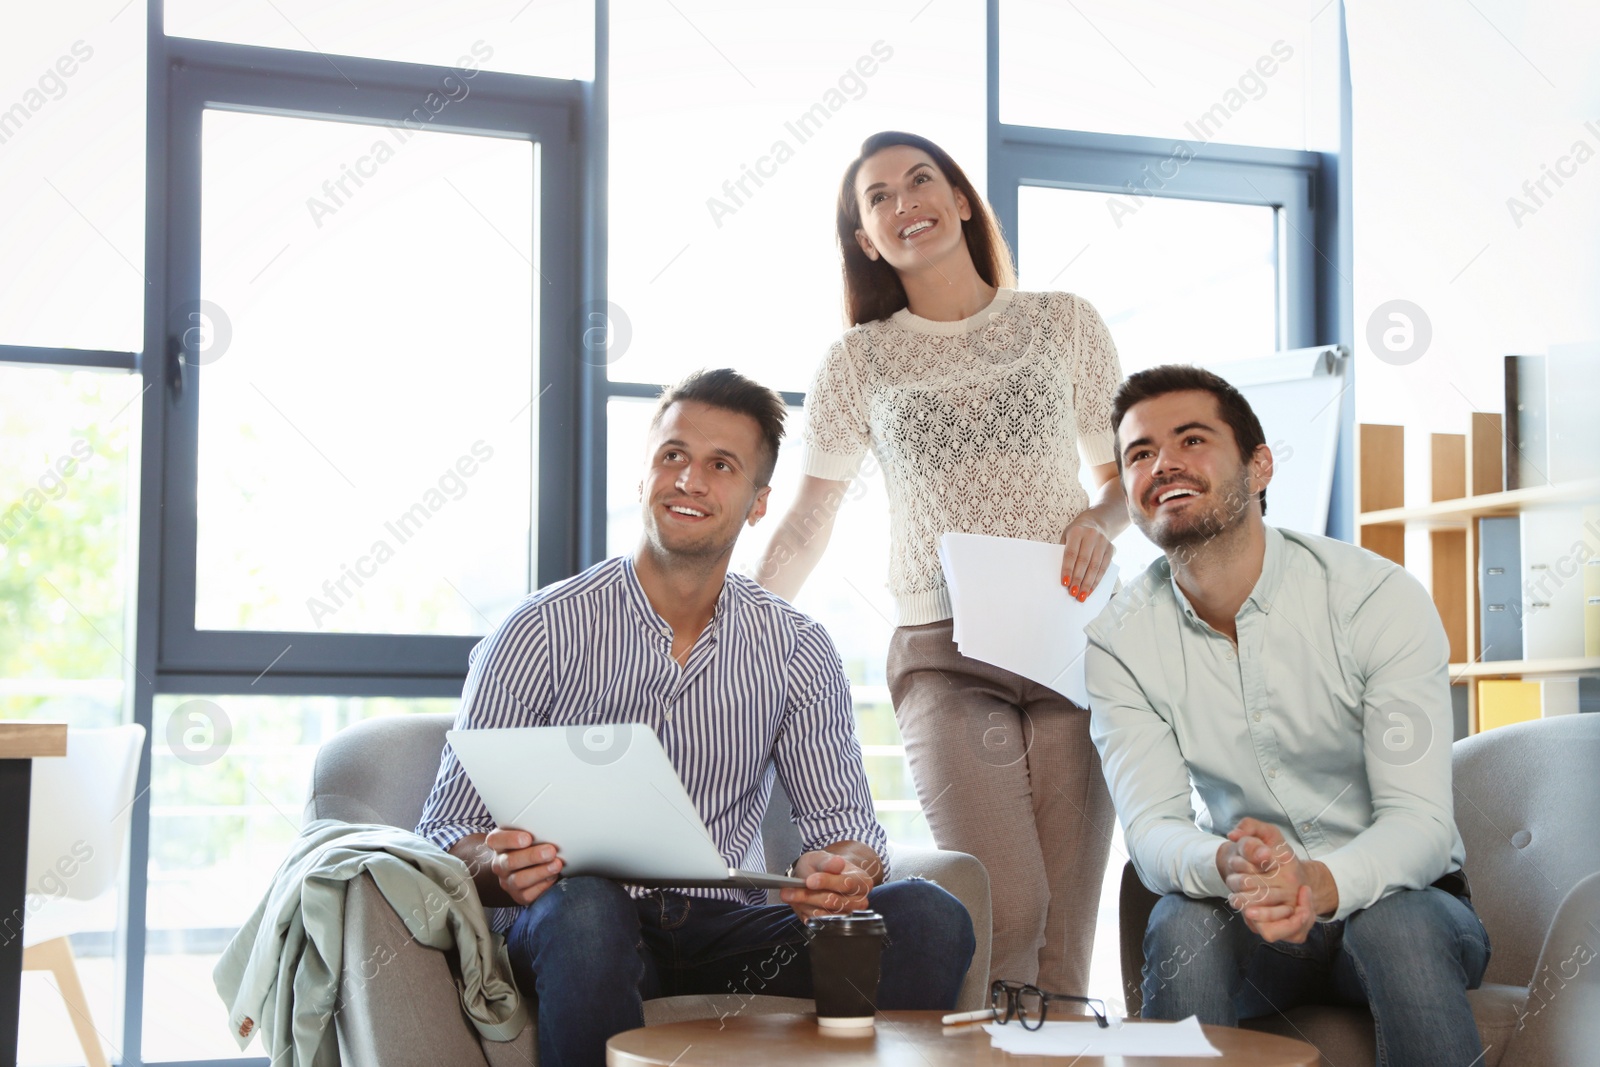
left=806, top=910, right=887, bottom=1029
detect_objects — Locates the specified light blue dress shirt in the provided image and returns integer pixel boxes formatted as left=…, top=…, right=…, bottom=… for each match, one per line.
left=1086, top=525, right=1465, bottom=921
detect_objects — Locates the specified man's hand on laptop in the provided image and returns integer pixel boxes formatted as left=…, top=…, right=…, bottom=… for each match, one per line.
left=780, top=848, right=878, bottom=920
left=487, top=828, right=567, bottom=906
left=451, top=829, right=565, bottom=908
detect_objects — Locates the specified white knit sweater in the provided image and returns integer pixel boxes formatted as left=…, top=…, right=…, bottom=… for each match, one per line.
left=800, top=289, right=1123, bottom=625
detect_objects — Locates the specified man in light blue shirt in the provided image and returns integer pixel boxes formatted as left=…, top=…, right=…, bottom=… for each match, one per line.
left=1086, top=365, right=1488, bottom=1066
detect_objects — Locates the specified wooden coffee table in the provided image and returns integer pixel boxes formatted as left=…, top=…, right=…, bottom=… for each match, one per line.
left=607, top=1011, right=1321, bottom=1065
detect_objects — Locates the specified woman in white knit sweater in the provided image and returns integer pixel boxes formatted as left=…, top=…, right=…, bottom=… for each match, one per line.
left=757, top=131, right=1129, bottom=996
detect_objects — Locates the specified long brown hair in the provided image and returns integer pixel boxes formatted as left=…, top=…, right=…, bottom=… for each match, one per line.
left=835, top=131, right=1016, bottom=326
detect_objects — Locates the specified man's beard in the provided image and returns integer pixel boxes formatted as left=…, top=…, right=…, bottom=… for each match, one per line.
left=1138, top=467, right=1256, bottom=556
left=643, top=501, right=744, bottom=565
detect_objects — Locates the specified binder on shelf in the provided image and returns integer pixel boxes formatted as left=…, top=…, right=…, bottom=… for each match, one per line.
left=1430, top=433, right=1465, bottom=501
left=1466, top=413, right=1504, bottom=496
left=1357, top=423, right=1405, bottom=565
left=1478, top=679, right=1542, bottom=732
left=1477, top=516, right=1522, bottom=662
left=1520, top=507, right=1588, bottom=660
left=1546, top=343, right=1600, bottom=485
left=1541, top=677, right=1600, bottom=716
left=1504, top=355, right=1547, bottom=490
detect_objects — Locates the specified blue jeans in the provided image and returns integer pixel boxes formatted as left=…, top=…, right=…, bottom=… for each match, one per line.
left=1141, top=887, right=1490, bottom=1067
left=505, top=876, right=975, bottom=1067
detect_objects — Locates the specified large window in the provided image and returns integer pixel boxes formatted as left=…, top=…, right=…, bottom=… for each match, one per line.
left=1, top=368, right=140, bottom=730
left=138, top=693, right=457, bottom=1062
left=0, top=6, right=145, bottom=353
left=157, top=39, right=581, bottom=681
left=192, top=110, right=537, bottom=638
left=999, top=0, right=1342, bottom=150
left=3, top=366, right=140, bottom=1065
left=1015, top=186, right=1281, bottom=370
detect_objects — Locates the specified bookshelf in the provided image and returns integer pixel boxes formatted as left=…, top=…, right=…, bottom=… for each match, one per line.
left=1357, top=479, right=1600, bottom=528
left=1357, top=423, right=1600, bottom=732
left=1448, top=656, right=1600, bottom=681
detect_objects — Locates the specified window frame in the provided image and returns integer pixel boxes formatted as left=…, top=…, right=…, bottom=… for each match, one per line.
left=988, top=125, right=1319, bottom=350
left=155, top=37, right=585, bottom=681
left=983, top=0, right=1353, bottom=540
left=0, top=345, right=138, bottom=372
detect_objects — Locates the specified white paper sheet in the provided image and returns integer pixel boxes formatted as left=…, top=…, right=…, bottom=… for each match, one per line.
left=938, top=533, right=1119, bottom=707
left=983, top=1016, right=1221, bottom=1057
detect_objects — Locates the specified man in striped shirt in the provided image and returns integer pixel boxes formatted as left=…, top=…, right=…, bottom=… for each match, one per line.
left=416, top=368, right=974, bottom=1067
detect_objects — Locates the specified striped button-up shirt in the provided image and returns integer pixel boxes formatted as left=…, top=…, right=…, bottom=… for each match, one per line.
left=416, top=555, right=887, bottom=929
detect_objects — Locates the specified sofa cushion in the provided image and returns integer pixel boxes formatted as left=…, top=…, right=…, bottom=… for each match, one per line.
left=1237, top=984, right=1526, bottom=1067
left=307, top=713, right=455, bottom=829
left=1468, top=982, right=1528, bottom=1067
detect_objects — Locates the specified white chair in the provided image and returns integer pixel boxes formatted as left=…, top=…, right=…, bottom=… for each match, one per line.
left=23, top=724, right=145, bottom=1067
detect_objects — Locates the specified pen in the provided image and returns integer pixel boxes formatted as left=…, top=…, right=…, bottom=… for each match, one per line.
left=940, top=1008, right=997, bottom=1026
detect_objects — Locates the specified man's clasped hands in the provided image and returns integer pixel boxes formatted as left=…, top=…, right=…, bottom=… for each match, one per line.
left=1216, top=817, right=1343, bottom=943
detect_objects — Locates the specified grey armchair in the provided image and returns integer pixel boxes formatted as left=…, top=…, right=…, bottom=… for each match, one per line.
left=1117, top=713, right=1600, bottom=1067
left=302, top=713, right=992, bottom=1066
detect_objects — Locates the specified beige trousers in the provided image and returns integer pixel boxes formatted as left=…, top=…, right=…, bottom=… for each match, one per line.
left=888, top=619, right=1115, bottom=995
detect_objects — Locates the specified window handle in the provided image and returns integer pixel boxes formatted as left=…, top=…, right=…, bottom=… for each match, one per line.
left=167, top=334, right=186, bottom=401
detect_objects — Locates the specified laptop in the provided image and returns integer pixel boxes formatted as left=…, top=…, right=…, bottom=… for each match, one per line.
left=445, top=724, right=804, bottom=891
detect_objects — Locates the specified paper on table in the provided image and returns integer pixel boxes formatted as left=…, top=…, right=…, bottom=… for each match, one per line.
left=938, top=533, right=1119, bottom=707
left=983, top=1016, right=1221, bottom=1057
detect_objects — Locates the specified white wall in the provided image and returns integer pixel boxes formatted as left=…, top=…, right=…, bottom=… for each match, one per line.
left=1346, top=0, right=1600, bottom=524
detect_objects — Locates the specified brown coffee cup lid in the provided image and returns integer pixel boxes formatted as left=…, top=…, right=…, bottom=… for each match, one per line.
left=806, top=910, right=886, bottom=936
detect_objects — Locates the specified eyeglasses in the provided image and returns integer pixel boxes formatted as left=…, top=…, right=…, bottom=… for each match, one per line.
left=990, top=980, right=1109, bottom=1030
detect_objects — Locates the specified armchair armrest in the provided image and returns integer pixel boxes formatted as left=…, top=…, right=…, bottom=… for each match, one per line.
left=336, top=870, right=535, bottom=1067
left=1118, top=860, right=1161, bottom=1017
left=1498, top=870, right=1600, bottom=1067
left=887, top=843, right=992, bottom=1011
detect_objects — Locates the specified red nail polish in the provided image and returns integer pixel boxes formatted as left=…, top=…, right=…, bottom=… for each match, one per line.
left=1070, top=586, right=1079, bottom=597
